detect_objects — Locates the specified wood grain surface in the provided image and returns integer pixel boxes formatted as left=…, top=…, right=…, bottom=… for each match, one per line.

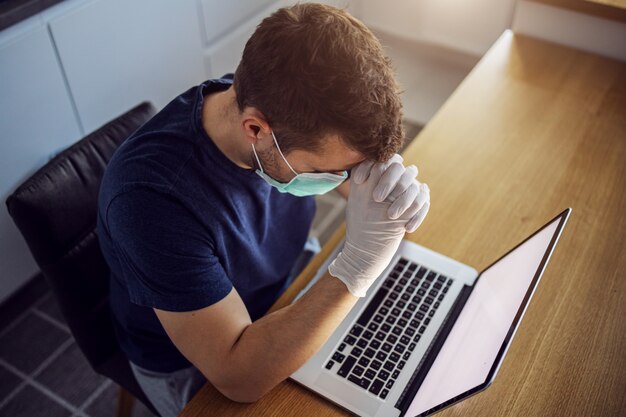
left=181, top=31, right=626, bottom=417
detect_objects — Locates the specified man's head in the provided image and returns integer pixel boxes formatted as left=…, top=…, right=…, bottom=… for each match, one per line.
left=234, top=2, right=404, bottom=177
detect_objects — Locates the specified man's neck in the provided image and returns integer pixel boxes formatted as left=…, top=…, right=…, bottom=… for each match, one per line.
left=201, top=86, right=252, bottom=170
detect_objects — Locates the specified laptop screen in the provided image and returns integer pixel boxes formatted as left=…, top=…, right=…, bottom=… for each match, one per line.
left=406, top=211, right=569, bottom=416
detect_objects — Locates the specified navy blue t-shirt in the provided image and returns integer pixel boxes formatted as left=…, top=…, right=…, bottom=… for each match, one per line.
left=97, top=77, right=316, bottom=372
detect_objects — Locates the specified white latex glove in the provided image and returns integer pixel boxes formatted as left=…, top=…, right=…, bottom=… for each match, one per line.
left=352, top=154, right=430, bottom=233
left=328, top=159, right=414, bottom=297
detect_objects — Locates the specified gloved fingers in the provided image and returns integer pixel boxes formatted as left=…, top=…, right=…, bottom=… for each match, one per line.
left=373, top=162, right=405, bottom=202
left=351, top=160, right=375, bottom=184
left=386, top=165, right=418, bottom=202
left=406, top=201, right=430, bottom=233
left=400, top=182, right=429, bottom=221
left=368, top=154, right=403, bottom=186
left=387, top=181, right=420, bottom=219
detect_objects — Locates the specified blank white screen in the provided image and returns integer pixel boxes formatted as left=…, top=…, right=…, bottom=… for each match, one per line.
left=406, top=218, right=560, bottom=416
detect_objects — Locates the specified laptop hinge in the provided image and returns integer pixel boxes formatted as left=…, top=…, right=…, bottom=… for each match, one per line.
left=395, top=283, right=474, bottom=416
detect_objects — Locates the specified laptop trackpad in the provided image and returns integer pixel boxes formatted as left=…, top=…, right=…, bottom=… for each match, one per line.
left=314, top=372, right=382, bottom=416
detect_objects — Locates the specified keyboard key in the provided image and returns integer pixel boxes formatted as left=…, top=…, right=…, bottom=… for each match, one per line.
left=406, top=285, right=416, bottom=293
left=338, top=343, right=346, bottom=352
left=337, top=355, right=357, bottom=377
left=386, top=316, right=396, bottom=325
left=375, top=331, right=386, bottom=341
left=437, top=275, right=447, bottom=283
left=416, top=312, right=425, bottom=320
left=410, top=319, right=420, bottom=327
left=426, top=272, right=437, bottom=282
left=392, top=370, right=400, bottom=379
left=398, top=360, right=406, bottom=370
left=389, top=292, right=399, bottom=300
left=446, top=279, right=453, bottom=286
left=416, top=267, right=427, bottom=278
left=357, top=288, right=389, bottom=326
left=396, top=300, right=406, bottom=308
left=348, top=375, right=370, bottom=390
left=369, top=379, right=384, bottom=395
left=424, top=297, right=433, bottom=305
left=408, top=342, right=416, bottom=351
left=390, top=352, right=400, bottom=362
left=376, top=351, right=387, bottom=362
left=382, top=343, right=392, bottom=352
left=421, top=281, right=430, bottom=289
left=433, top=282, right=442, bottom=290
left=392, top=327, right=402, bottom=336
left=383, top=361, right=395, bottom=371
left=406, top=327, right=415, bottom=336
left=384, top=300, right=394, bottom=308
left=332, top=352, right=345, bottom=363
left=386, top=379, right=395, bottom=389
left=388, top=335, right=398, bottom=344
left=365, top=348, right=376, bottom=358
left=414, top=334, right=421, bottom=342
left=398, top=319, right=408, bottom=327
left=379, top=307, right=389, bottom=315
left=403, top=352, right=411, bottom=360
left=438, top=294, right=445, bottom=301
left=419, top=326, right=426, bottom=334
left=429, top=309, right=436, bottom=317
left=381, top=389, right=389, bottom=399
left=434, top=302, right=440, bottom=308
left=419, top=304, right=429, bottom=312
left=392, top=308, right=401, bottom=316
left=402, top=311, right=412, bottom=319
left=394, top=344, right=406, bottom=354
left=400, top=336, right=411, bottom=345
left=365, top=369, right=377, bottom=380
left=357, top=339, right=368, bottom=349
left=383, top=279, right=394, bottom=288
left=368, top=322, right=379, bottom=332
left=398, top=258, right=408, bottom=266
left=378, top=370, right=390, bottom=381
left=350, top=326, right=363, bottom=337
left=429, top=289, right=438, bottom=297
left=401, top=293, right=410, bottom=301
left=407, top=303, right=417, bottom=311
left=325, top=360, right=334, bottom=370
left=407, top=263, right=417, bottom=271
left=443, top=286, right=449, bottom=293
left=371, top=360, right=382, bottom=371
left=344, top=335, right=356, bottom=345
left=352, top=347, right=363, bottom=357
left=353, top=366, right=364, bottom=376
left=358, top=357, right=370, bottom=367
left=370, top=340, right=381, bottom=350
left=382, top=323, right=392, bottom=332
left=399, top=278, right=408, bottom=285
left=417, top=288, right=426, bottom=296
left=394, top=284, right=403, bottom=292
left=363, top=330, right=374, bottom=340
left=424, top=318, right=431, bottom=325
left=373, top=315, right=384, bottom=323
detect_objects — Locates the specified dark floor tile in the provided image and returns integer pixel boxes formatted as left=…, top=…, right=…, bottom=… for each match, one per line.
left=84, top=383, right=156, bottom=417
left=0, top=362, right=22, bottom=400
left=34, top=342, right=105, bottom=407
left=0, top=384, right=71, bottom=417
left=0, top=312, right=70, bottom=375
left=0, top=273, right=49, bottom=332
left=34, top=294, right=66, bottom=325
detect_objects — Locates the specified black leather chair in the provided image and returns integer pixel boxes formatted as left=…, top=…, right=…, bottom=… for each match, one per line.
left=6, top=102, right=159, bottom=417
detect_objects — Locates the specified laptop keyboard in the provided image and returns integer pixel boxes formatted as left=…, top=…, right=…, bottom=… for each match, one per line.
left=325, top=258, right=454, bottom=400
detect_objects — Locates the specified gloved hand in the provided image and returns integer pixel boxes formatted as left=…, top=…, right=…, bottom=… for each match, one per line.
left=352, top=154, right=430, bottom=233
left=328, top=158, right=416, bottom=297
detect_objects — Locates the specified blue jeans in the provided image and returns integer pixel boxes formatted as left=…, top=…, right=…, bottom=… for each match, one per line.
left=131, top=236, right=321, bottom=417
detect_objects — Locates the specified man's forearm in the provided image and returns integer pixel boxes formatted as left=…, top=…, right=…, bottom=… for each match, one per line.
left=223, top=272, right=358, bottom=401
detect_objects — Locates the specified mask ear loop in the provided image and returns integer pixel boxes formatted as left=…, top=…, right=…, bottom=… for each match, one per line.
left=271, top=131, right=299, bottom=177
left=251, top=144, right=264, bottom=174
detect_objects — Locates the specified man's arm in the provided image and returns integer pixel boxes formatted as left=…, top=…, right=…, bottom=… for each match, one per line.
left=155, top=271, right=357, bottom=403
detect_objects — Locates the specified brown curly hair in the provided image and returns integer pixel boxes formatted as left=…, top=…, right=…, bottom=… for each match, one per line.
left=234, top=3, right=404, bottom=162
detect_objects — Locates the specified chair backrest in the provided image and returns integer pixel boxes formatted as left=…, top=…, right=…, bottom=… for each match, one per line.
left=6, top=102, right=155, bottom=372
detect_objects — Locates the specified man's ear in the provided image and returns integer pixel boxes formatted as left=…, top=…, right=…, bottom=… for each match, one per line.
left=241, top=107, right=271, bottom=146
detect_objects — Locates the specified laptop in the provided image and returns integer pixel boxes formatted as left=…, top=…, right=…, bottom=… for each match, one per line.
left=290, top=208, right=571, bottom=417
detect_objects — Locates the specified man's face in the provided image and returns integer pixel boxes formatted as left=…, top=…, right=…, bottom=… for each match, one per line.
left=253, top=132, right=366, bottom=183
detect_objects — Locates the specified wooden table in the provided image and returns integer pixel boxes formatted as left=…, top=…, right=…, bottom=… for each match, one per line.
left=181, top=31, right=626, bottom=417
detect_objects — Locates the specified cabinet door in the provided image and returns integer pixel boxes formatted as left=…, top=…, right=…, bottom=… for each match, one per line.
left=0, top=22, right=82, bottom=303
left=199, top=0, right=276, bottom=46
left=49, top=0, right=206, bottom=134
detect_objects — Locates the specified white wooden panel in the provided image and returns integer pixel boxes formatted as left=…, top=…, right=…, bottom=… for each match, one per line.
left=49, top=0, right=206, bottom=134
left=513, top=0, right=626, bottom=62
left=198, top=0, right=276, bottom=46
left=0, top=21, right=82, bottom=303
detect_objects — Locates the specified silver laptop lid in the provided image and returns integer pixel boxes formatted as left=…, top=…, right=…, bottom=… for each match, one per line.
left=405, top=208, right=571, bottom=417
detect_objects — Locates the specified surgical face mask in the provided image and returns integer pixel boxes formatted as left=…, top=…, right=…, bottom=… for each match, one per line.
left=251, top=131, right=348, bottom=197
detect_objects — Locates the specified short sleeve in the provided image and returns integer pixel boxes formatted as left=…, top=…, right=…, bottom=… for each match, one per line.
left=104, top=186, right=233, bottom=312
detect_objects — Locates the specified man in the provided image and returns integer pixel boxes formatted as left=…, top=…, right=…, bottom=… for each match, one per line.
left=97, top=3, right=430, bottom=416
